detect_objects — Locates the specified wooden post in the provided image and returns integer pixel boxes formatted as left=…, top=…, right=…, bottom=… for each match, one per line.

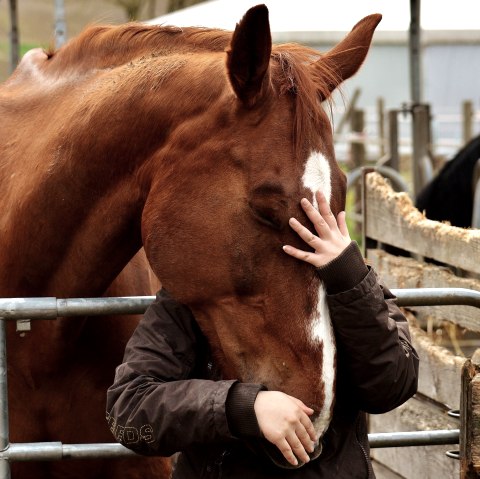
left=350, top=109, right=366, bottom=168
left=387, top=110, right=400, bottom=172
left=460, top=354, right=480, bottom=478
left=409, top=0, right=422, bottom=104
left=411, top=104, right=432, bottom=196
left=54, top=0, right=67, bottom=48
left=8, top=0, right=19, bottom=73
left=377, top=98, right=386, bottom=157
left=350, top=110, right=365, bottom=237
left=148, top=0, right=157, bottom=17
left=336, top=88, right=361, bottom=135
left=463, top=101, right=474, bottom=146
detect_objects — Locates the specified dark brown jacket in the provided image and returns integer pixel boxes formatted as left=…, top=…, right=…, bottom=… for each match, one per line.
left=106, top=242, right=419, bottom=478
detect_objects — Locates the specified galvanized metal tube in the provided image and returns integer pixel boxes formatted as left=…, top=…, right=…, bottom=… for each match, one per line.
left=0, top=429, right=461, bottom=462
left=0, top=298, right=57, bottom=320
left=0, top=458, right=10, bottom=478
left=392, top=288, right=480, bottom=308
left=61, top=443, right=138, bottom=460
left=0, top=297, right=156, bottom=320
left=0, top=320, right=10, bottom=479
left=369, top=429, right=460, bottom=448
left=0, top=289, right=479, bottom=322
left=0, top=443, right=136, bottom=461
left=0, top=442, right=63, bottom=462
left=56, top=297, right=155, bottom=317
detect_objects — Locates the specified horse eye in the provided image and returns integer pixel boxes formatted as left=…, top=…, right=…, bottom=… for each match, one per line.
left=248, top=199, right=286, bottom=230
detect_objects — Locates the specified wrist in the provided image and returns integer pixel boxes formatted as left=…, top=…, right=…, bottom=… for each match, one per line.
left=226, top=382, right=267, bottom=438
left=316, top=241, right=368, bottom=294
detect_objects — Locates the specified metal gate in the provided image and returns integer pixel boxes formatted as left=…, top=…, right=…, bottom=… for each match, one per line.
left=0, top=287, right=478, bottom=477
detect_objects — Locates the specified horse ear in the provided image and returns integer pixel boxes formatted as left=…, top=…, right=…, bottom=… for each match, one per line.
left=226, top=4, right=272, bottom=107
left=313, top=14, right=382, bottom=100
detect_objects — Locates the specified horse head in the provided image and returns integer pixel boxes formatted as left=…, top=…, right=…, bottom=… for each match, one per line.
left=141, top=5, right=381, bottom=466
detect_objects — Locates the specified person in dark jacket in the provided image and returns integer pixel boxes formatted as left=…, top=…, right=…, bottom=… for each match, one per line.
left=106, top=191, right=419, bottom=478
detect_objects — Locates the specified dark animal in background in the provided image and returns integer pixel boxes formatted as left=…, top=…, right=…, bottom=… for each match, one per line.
left=416, top=135, right=480, bottom=228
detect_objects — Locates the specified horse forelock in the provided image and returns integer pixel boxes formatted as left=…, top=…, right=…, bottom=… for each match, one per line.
left=271, top=44, right=340, bottom=156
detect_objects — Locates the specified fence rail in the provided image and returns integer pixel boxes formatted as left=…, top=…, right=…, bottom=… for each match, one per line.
left=0, top=428, right=462, bottom=463
left=2, top=288, right=480, bottom=320
left=0, top=287, right=476, bottom=475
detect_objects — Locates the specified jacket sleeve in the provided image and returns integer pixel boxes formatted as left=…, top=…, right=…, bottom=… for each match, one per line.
left=106, top=289, right=259, bottom=457
left=316, top=242, right=419, bottom=414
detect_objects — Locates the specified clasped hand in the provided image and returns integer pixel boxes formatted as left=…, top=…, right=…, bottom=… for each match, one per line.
left=254, top=391, right=316, bottom=466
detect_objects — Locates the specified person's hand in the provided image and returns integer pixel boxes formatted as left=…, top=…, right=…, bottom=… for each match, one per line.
left=254, top=391, right=317, bottom=466
left=283, top=191, right=351, bottom=267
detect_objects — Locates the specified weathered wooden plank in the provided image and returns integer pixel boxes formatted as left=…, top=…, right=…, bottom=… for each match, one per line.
left=461, top=352, right=480, bottom=475
left=364, top=172, right=480, bottom=275
left=370, top=396, right=459, bottom=479
left=472, top=374, right=480, bottom=472
left=372, top=459, right=406, bottom=479
left=367, top=249, right=480, bottom=332
left=408, top=318, right=466, bottom=410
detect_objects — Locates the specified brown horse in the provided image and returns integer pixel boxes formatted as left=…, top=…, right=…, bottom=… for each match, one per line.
left=0, top=5, right=380, bottom=478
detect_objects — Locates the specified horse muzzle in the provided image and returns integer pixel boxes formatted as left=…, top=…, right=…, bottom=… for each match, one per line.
left=252, top=436, right=323, bottom=469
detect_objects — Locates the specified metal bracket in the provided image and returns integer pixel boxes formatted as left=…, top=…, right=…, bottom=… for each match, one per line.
left=446, top=450, right=460, bottom=460
left=15, top=319, right=31, bottom=334
left=448, top=409, right=460, bottom=420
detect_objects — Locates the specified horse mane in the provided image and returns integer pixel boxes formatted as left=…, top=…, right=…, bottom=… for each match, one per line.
left=45, top=23, right=232, bottom=68
left=45, top=23, right=339, bottom=153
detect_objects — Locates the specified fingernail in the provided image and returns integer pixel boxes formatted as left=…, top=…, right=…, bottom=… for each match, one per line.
left=301, top=198, right=309, bottom=205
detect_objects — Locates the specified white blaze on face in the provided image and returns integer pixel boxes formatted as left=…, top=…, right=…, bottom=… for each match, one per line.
left=302, top=150, right=336, bottom=438
left=311, top=286, right=336, bottom=437
left=301, top=151, right=332, bottom=207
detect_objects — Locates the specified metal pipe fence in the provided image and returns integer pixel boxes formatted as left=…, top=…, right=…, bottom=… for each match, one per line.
left=0, top=287, right=476, bottom=474
left=0, top=429, right=462, bottom=463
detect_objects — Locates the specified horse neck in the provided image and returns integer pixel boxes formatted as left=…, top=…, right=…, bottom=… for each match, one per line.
left=0, top=158, right=145, bottom=298
left=0, top=78, right=157, bottom=298
left=0, top=32, right=229, bottom=299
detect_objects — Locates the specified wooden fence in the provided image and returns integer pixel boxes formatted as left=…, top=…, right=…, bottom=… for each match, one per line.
left=363, top=171, right=480, bottom=478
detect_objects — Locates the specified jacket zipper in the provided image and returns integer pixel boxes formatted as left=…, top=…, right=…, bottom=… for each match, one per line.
left=213, top=449, right=229, bottom=479
left=356, top=415, right=374, bottom=479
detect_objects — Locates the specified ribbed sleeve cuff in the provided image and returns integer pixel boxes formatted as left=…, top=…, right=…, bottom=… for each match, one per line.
left=316, top=241, right=368, bottom=294
left=225, top=383, right=266, bottom=438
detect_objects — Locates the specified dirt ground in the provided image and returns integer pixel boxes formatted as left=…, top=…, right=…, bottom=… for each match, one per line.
left=0, top=0, right=169, bottom=80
